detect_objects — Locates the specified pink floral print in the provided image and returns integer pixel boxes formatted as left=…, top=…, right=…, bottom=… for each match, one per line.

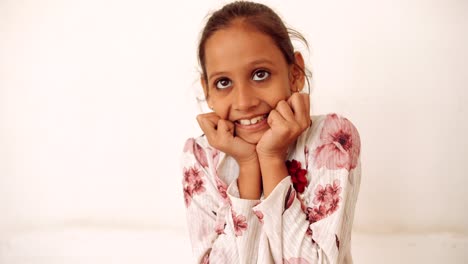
left=231, top=210, right=248, bottom=237
left=215, top=177, right=228, bottom=201
left=327, top=197, right=341, bottom=213
left=313, top=113, right=360, bottom=171
left=182, top=164, right=206, bottom=207
left=183, top=138, right=194, bottom=152
left=183, top=185, right=192, bottom=207
left=215, top=220, right=226, bottom=235
left=313, top=185, right=330, bottom=205
left=307, top=180, right=343, bottom=223
left=307, top=205, right=328, bottom=223
left=326, top=179, right=342, bottom=199
left=194, top=142, right=209, bottom=168
left=253, top=210, right=264, bottom=224
left=183, top=138, right=210, bottom=168
left=211, top=148, right=220, bottom=168
left=182, top=113, right=361, bottom=263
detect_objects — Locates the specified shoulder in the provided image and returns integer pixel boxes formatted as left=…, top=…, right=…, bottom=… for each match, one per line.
left=302, top=113, right=360, bottom=142
left=182, top=134, right=210, bottom=153
left=182, top=135, right=222, bottom=170
left=309, top=113, right=360, bottom=140
left=300, top=113, right=361, bottom=171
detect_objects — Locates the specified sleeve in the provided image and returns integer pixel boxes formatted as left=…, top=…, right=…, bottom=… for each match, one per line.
left=252, top=113, right=362, bottom=264
left=181, top=137, right=262, bottom=264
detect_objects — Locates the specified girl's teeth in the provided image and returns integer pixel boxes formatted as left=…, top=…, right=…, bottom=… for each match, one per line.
left=238, top=115, right=265, bottom=125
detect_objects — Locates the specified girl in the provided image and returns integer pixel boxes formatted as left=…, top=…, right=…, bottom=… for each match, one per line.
left=181, top=1, right=361, bottom=263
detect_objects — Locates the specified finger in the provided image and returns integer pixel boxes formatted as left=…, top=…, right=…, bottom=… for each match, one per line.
left=267, top=108, right=288, bottom=130
left=275, top=100, right=296, bottom=122
left=203, top=112, right=222, bottom=127
left=287, top=93, right=310, bottom=129
left=217, top=119, right=234, bottom=136
left=300, top=93, right=312, bottom=127
left=196, top=113, right=219, bottom=138
left=303, top=93, right=312, bottom=127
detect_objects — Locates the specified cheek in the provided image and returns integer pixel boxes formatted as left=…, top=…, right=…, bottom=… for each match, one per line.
left=213, top=104, right=229, bottom=119
left=267, top=86, right=292, bottom=106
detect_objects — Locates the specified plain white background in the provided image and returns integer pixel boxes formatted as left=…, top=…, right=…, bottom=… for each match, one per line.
left=1, top=0, right=467, bottom=262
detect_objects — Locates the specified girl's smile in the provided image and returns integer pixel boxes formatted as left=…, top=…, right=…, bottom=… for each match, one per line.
left=234, top=113, right=269, bottom=133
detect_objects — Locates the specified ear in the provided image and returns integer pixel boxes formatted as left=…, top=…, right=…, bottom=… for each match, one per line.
left=289, top=52, right=306, bottom=92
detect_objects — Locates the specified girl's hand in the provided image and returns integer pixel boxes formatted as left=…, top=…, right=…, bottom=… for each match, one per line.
left=196, top=113, right=258, bottom=165
left=256, top=93, right=311, bottom=160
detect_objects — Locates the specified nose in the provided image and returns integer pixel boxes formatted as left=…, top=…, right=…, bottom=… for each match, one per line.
left=232, top=82, right=260, bottom=111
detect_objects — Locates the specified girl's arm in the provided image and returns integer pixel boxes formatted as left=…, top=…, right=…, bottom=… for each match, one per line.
left=196, top=113, right=263, bottom=200
left=182, top=138, right=262, bottom=263
left=253, top=113, right=362, bottom=263
left=236, top=157, right=262, bottom=199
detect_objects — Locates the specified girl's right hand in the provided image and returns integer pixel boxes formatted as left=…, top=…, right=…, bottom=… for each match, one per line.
left=196, top=113, right=258, bottom=165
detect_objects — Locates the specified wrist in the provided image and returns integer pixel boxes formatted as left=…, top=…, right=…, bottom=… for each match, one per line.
left=258, top=155, right=288, bottom=198
left=257, top=152, right=285, bottom=164
left=256, top=144, right=288, bottom=162
left=236, top=153, right=259, bottom=167
left=236, top=157, right=262, bottom=200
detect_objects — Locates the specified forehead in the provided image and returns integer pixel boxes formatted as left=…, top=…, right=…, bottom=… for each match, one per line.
left=204, top=24, right=287, bottom=76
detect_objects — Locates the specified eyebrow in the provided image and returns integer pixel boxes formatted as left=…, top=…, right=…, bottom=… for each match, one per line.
left=207, top=59, right=275, bottom=82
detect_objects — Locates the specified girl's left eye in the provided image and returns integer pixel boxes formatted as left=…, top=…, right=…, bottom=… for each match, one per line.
left=252, top=70, right=270, bottom=81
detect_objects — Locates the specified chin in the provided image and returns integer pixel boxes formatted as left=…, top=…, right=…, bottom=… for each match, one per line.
left=237, top=131, right=264, bottom=145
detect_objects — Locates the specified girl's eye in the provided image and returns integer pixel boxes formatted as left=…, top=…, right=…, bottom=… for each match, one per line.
left=252, top=70, right=270, bottom=81
left=215, top=78, right=232, bottom=89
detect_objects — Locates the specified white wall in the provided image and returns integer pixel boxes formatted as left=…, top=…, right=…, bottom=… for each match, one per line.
left=1, top=0, right=467, bottom=239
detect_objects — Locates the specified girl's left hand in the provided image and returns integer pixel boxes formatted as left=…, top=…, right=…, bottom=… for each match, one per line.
left=256, top=92, right=311, bottom=160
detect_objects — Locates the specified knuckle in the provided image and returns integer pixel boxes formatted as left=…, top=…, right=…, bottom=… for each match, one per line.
left=293, top=123, right=301, bottom=132
left=277, top=100, right=287, bottom=108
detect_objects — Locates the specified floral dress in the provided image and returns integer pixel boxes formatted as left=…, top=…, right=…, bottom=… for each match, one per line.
left=181, top=113, right=361, bottom=264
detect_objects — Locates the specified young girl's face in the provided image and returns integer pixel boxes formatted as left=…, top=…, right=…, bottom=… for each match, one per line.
left=202, top=22, right=300, bottom=144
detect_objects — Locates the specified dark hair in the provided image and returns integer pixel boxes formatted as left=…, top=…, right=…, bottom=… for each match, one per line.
left=197, top=1, right=311, bottom=94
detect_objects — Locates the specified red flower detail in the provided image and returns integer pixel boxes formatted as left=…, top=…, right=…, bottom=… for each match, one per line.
left=232, top=210, right=248, bottom=237
left=313, top=114, right=360, bottom=170
left=285, top=159, right=308, bottom=193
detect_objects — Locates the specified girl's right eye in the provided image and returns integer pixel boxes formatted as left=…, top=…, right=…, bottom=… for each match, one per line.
left=215, top=78, right=232, bottom=90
